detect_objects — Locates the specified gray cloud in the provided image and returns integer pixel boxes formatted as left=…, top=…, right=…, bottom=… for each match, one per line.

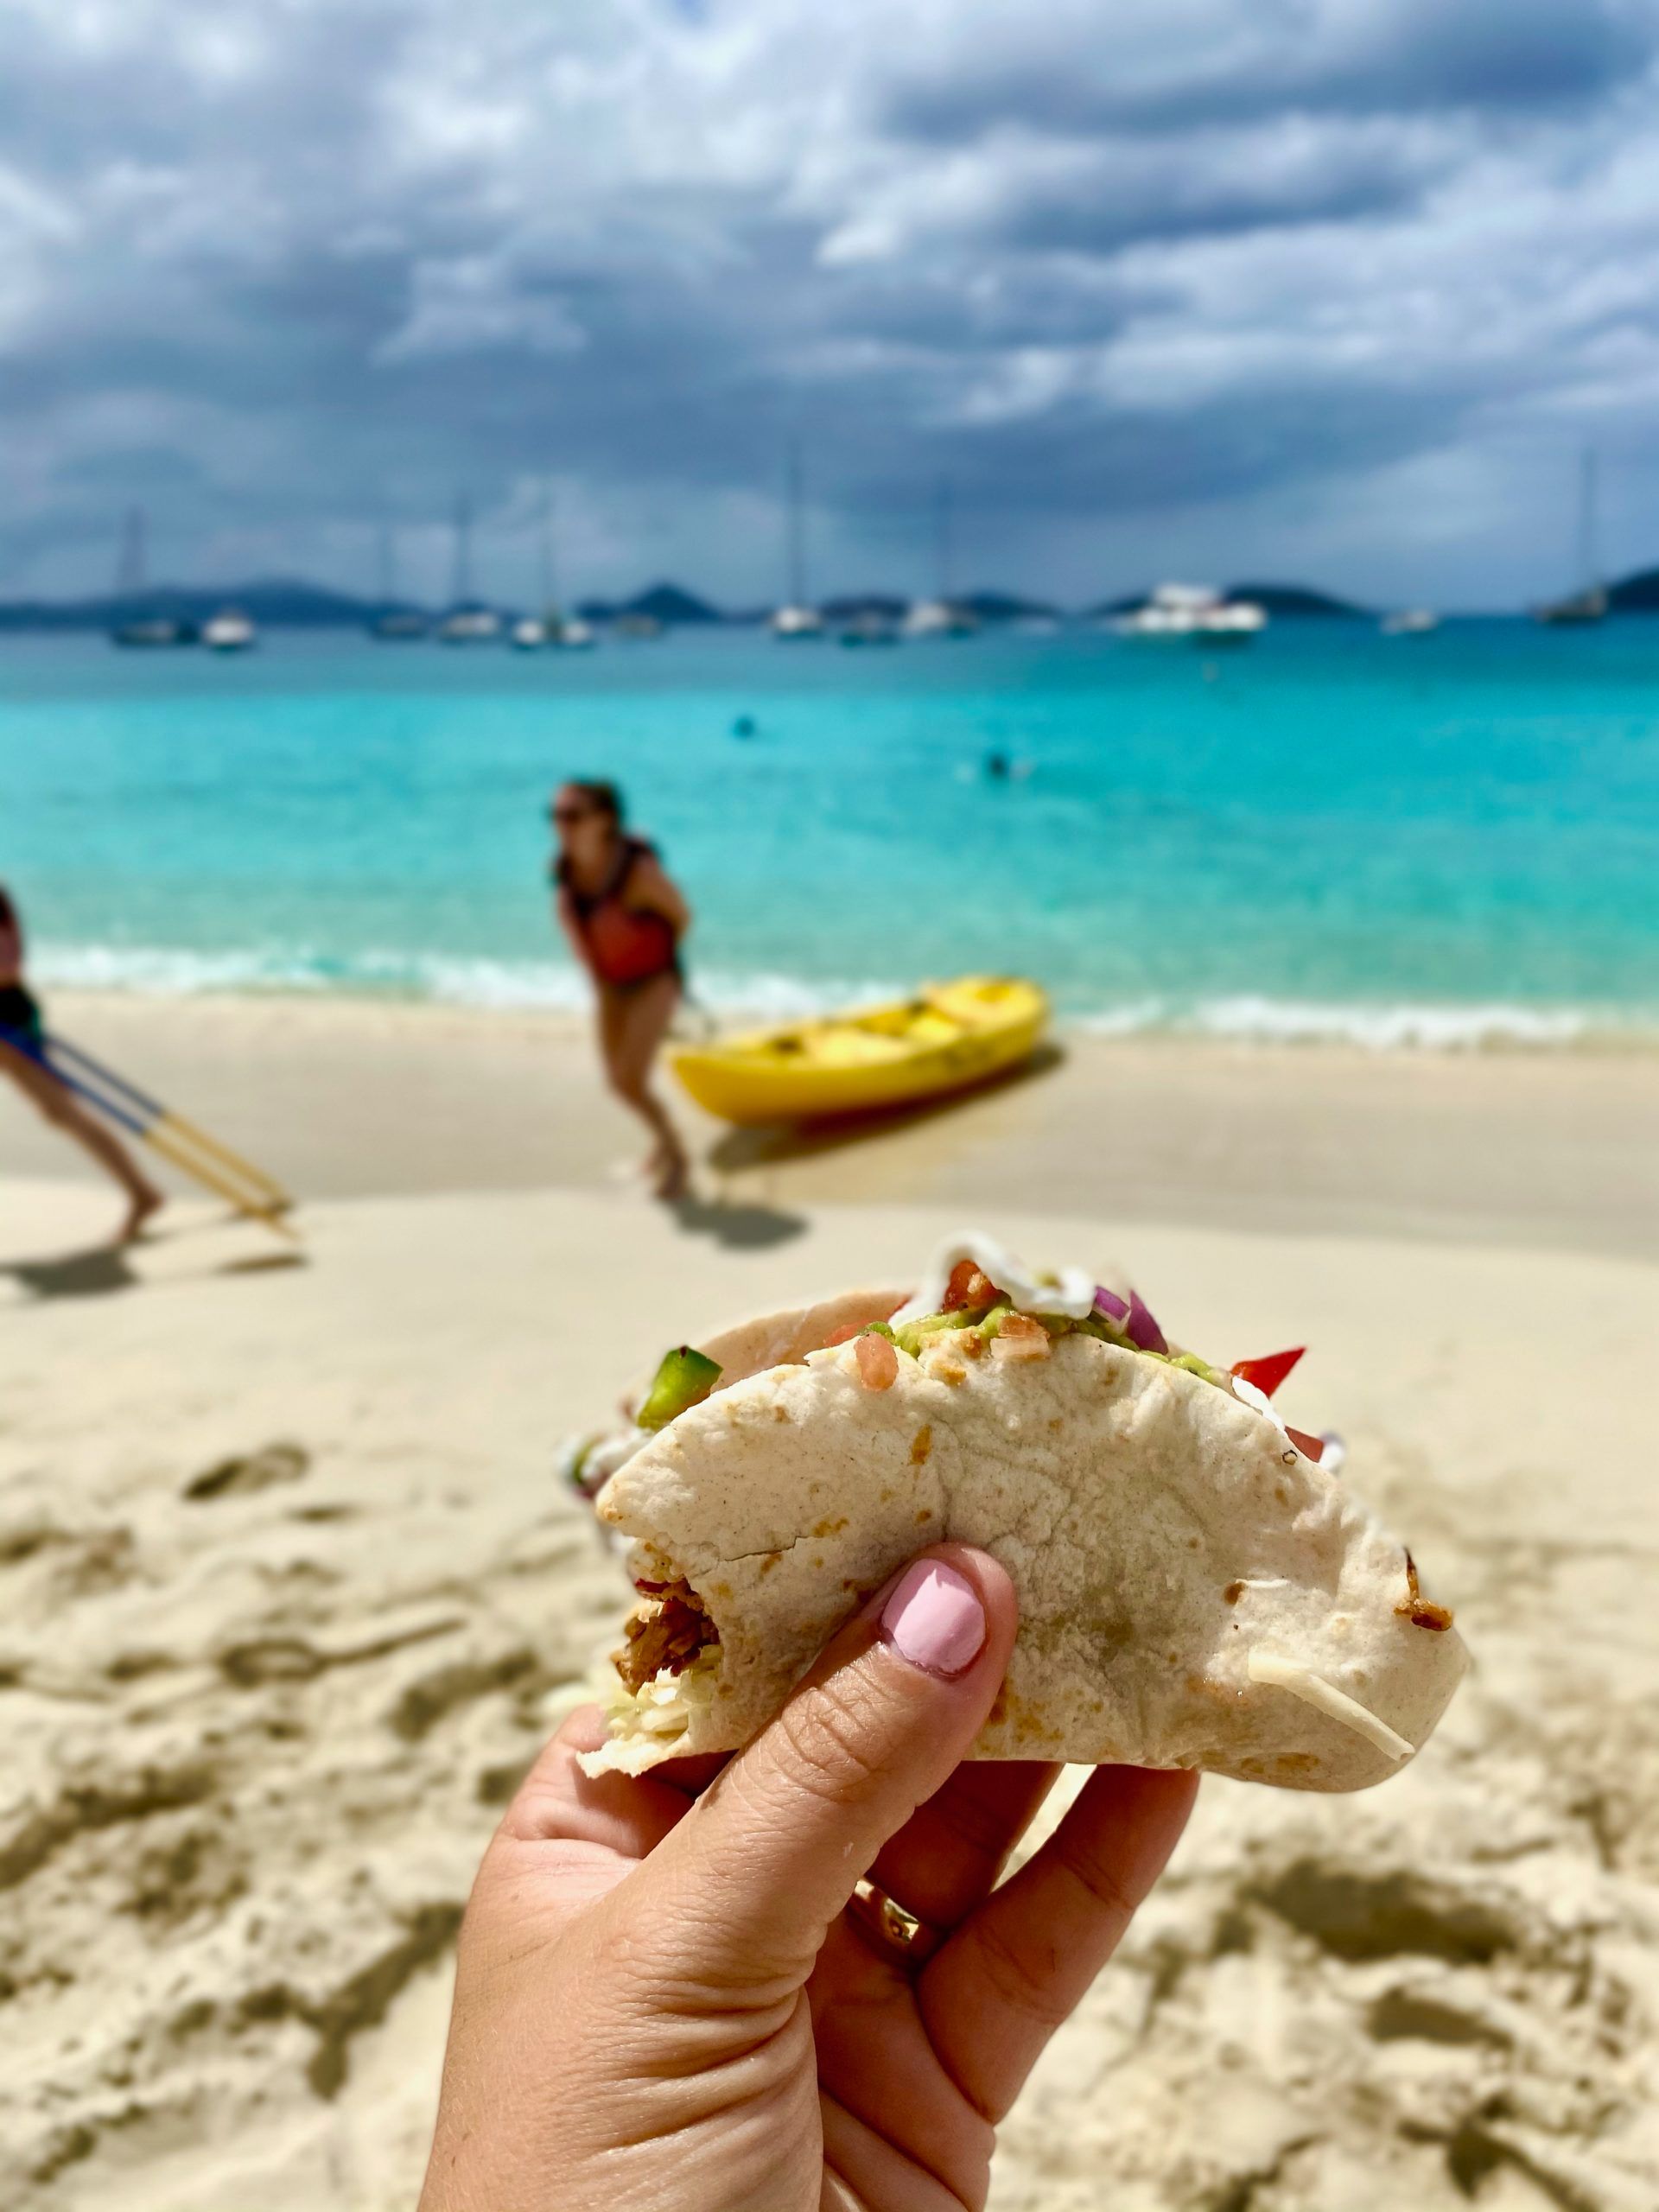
left=4, top=0, right=1659, bottom=607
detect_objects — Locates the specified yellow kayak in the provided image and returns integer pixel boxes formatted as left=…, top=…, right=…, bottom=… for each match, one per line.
left=672, top=976, right=1048, bottom=1125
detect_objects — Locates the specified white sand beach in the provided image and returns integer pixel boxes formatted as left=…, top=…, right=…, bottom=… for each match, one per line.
left=3, top=1003, right=1658, bottom=2210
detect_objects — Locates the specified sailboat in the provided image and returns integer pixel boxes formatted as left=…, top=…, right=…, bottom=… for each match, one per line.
left=370, top=515, right=428, bottom=638
left=902, top=481, right=977, bottom=638
left=1535, top=450, right=1608, bottom=626
left=108, top=508, right=199, bottom=647
left=435, top=495, right=502, bottom=642
left=512, top=480, right=556, bottom=647
left=770, top=446, right=823, bottom=639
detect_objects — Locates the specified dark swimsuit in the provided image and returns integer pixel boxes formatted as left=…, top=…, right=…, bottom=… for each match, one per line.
left=557, top=836, right=683, bottom=993
left=0, top=981, right=42, bottom=1046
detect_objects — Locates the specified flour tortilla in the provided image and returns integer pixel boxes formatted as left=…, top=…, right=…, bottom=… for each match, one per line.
left=591, top=1325, right=1466, bottom=1791
left=677, top=1288, right=908, bottom=1397
left=568, top=1290, right=909, bottom=1511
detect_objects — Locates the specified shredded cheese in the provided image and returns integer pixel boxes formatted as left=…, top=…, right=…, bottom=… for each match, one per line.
left=1247, top=1648, right=1414, bottom=1761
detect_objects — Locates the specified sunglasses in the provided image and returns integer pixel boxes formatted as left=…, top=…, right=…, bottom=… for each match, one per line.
left=550, top=804, right=597, bottom=826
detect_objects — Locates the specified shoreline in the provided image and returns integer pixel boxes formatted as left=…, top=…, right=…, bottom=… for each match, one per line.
left=29, top=966, right=1659, bottom=1055
left=7, top=987, right=1657, bottom=1262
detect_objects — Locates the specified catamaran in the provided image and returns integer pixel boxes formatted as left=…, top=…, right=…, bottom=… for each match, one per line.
left=1109, top=583, right=1267, bottom=642
left=902, top=481, right=978, bottom=638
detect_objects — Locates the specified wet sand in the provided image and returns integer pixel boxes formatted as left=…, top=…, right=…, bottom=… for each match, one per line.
left=10, top=988, right=1659, bottom=1258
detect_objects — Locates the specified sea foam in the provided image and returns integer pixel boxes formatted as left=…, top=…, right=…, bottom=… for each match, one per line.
left=31, top=941, right=1651, bottom=1049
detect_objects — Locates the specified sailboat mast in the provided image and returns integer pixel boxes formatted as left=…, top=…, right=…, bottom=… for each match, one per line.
left=1578, top=448, right=1599, bottom=594
left=539, top=480, right=557, bottom=610
left=117, top=505, right=147, bottom=598
left=785, top=445, right=806, bottom=608
left=377, top=514, right=397, bottom=605
left=452, top=493, right=474, bottom=606
left=935, top=479, right=953, bottom=601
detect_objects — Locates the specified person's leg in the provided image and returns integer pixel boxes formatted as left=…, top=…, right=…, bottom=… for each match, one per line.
left=0, top=1042, right=164, bottom=1243
left=595, top=977, right=690, bottom=1199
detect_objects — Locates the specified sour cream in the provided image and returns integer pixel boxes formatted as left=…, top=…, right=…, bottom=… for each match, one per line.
left=889, top=1233, right=1098, bottom=1326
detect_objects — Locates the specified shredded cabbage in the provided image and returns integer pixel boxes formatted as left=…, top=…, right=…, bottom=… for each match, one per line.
left=602, top=1644, right=723, bottom=1748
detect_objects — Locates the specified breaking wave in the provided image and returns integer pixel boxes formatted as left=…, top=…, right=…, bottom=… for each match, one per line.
left=29, top=941, right=1656, bottom=1049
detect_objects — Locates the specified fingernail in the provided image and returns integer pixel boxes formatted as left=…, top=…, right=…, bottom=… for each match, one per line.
left=880, top=1560, right=986, bottom=1678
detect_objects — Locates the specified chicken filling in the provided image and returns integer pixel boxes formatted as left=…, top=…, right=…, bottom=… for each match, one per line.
left=613, top=1578, right=721, bottom=1694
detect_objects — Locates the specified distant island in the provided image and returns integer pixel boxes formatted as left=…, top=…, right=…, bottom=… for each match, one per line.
left=0, top=580, right=426, bottom=634
left=574, top=582, right=723, bottom=626
left=0, top=576, right=1065, bottom=632
left=1224, top=582, right=1370, bottom=618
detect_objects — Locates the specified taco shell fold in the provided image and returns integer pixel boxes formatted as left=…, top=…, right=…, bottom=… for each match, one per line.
left=589, top=1325, right=1466, bottom=1792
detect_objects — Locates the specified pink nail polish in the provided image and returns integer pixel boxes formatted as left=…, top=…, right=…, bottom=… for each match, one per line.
left=880, top=1560, right=986, bottom=1678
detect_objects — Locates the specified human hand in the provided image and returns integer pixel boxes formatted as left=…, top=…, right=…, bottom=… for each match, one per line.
left=419, top=1546, right=1196, bottom=2212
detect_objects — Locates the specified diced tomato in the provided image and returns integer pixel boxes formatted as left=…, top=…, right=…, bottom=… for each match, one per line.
left=943, top=1259, right=998, bottom=1311
left=1285, top=1425, right=1325, bottom=1462
left=1231, top=1347, right=1306, bottom=1398
left=855, top=1332, right=899, bottom=1390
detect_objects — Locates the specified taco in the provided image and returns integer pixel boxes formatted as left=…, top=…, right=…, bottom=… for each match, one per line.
left=582, top=1236, right=1466, bottom=1792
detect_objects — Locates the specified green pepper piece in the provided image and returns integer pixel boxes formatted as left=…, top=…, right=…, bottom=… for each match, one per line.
left=637, top=1345, right=723, bottom=1431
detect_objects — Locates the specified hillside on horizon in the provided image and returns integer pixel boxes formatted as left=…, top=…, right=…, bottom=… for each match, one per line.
left=10, top=571, right=1659, bottom=632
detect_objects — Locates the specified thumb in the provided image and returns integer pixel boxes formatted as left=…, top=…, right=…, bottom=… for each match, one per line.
left=634, top=1544, right=1017, bottom=1989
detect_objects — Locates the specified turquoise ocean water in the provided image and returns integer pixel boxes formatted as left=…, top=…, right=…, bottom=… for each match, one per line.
left=3, top=620, right=1656, bottom=1046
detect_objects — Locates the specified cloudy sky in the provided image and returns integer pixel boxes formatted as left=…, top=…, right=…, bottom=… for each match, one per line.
left=6, top=0, right=1659, bottom=609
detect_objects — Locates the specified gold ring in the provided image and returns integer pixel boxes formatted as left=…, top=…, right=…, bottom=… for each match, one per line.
left=848, top=1877, right=944, bottom=1969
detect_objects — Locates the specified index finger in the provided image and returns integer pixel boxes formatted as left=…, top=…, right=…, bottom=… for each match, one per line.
left=918, top=1764, right=1198, bottom=2122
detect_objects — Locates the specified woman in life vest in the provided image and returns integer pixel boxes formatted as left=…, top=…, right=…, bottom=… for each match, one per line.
left=0, top=883, right=164, bottom=1243
left=551, top=782, right=691, bottom=1201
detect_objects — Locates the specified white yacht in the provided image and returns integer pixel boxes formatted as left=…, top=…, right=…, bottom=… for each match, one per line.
left=202, top=607, right=257, bottom=652
left=1109, top=583, right=1266, bottom=642
left=1381, top=608, right=1440, bottom=636
left=556, top=615, right=595, bottom=650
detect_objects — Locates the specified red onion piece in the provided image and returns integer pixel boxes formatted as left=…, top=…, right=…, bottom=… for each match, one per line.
left=1093, top=1286, right=1129, bottom=1323
left=1125, top=1290, right=1167, bottom=1354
